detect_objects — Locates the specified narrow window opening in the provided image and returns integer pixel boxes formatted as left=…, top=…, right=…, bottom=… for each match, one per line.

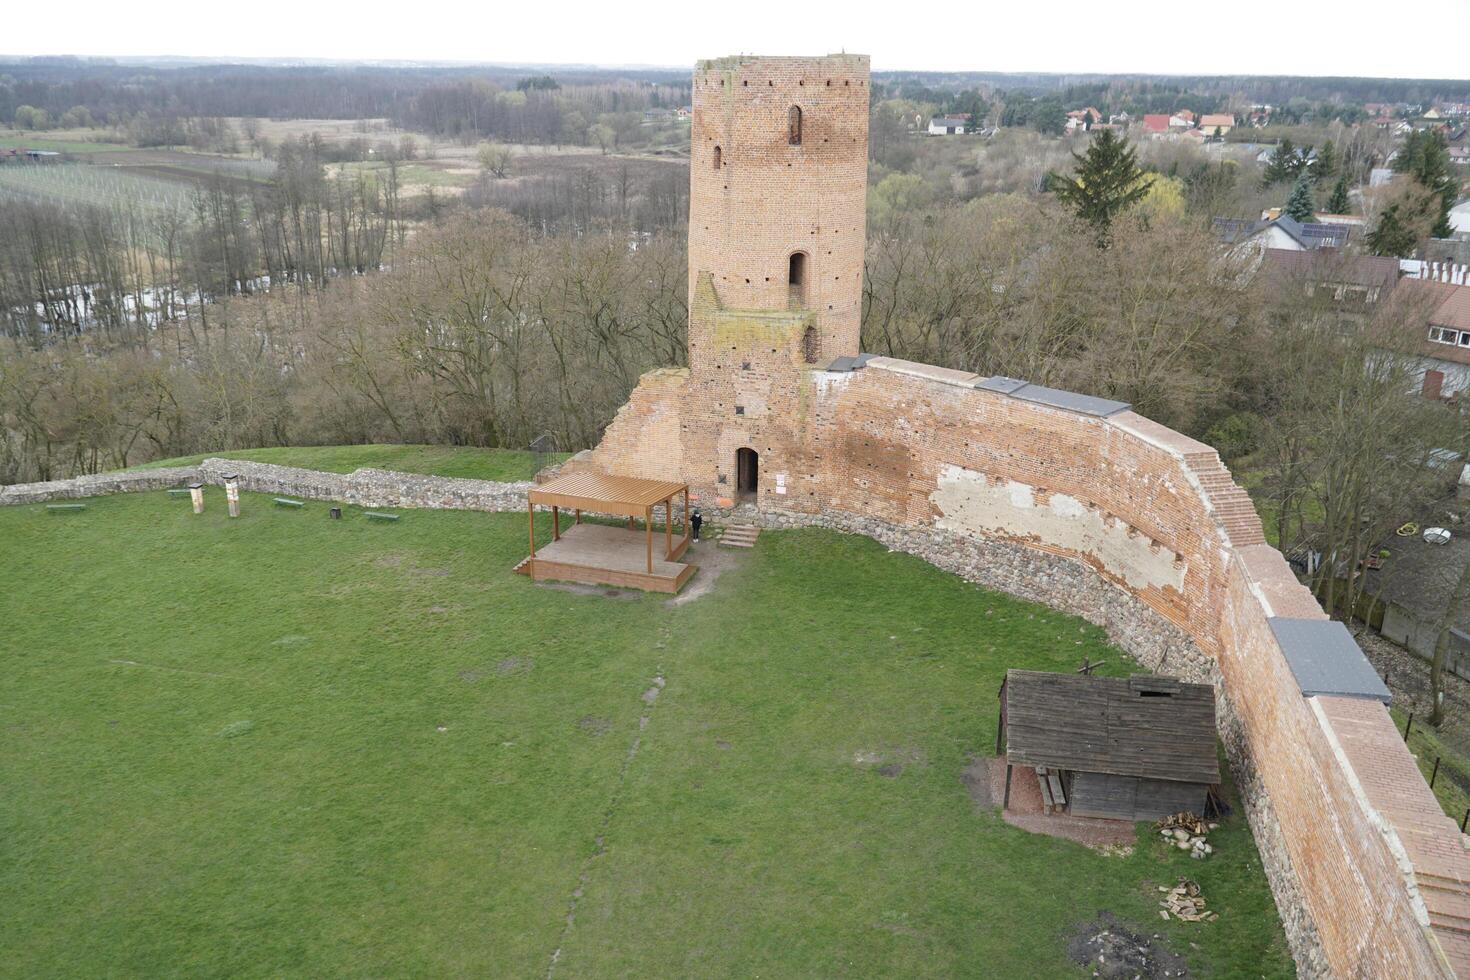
left=788, top=105, right=802, bottom=145
left=788, top=251, right=806, bottom=287
left=712, top=145, right=721, bottom=169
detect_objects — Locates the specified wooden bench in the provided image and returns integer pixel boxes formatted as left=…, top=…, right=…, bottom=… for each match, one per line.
left=46, top=503, right=86, bottom=512
left=167, top=488, right=192, bottom=497
left=363, top=511, right=399, bottom=522
left=1036, top=767, right=1068, bottom=814
left=272, top=497, right=305, bottom=508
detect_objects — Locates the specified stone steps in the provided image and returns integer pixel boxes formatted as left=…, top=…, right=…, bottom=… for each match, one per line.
left=720, top=525, right=760, bottom=548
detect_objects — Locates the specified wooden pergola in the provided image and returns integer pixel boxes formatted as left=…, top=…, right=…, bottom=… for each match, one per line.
left=519, top=471, right=694, bottom=593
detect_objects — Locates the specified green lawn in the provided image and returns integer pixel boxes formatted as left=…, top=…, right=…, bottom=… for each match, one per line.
left=0, top=134, right=134, bottom=154
left=0, top=492, right=1293, bottom=977
left=1391, top=706, right=1470, bottom=823
left=136, top=444, right=563, bottom=483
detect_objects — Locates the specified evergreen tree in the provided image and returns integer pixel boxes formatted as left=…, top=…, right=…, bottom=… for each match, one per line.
left=1367, top=202, right=1419, bottom=257
left=1326, top=176, right=1351, bottom=215
left=1393, top=130, right=1459, bottom=238
left=1313, top=141, right=1337, bottom=185
left=1283, top=176, right=1316, bottom=222
left=1262, top=138, right=1297, bottom=186
left=1046, top=129, right=1154, bottom=246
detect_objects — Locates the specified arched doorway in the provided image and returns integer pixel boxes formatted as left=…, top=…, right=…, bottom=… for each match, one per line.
left=736, top=448, right=759, bottom=498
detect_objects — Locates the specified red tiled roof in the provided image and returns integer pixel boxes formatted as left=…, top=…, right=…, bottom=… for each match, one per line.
left=1142, top=114, right=1170, bottom=132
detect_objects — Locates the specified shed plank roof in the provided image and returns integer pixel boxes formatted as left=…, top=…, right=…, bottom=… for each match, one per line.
left=1004, top=669, right=1219, bottom=784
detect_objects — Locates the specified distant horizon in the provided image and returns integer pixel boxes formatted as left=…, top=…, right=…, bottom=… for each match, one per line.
left=2, top=52, right=1469, bottom=86
left=10, top=0, right=1470, bottom=81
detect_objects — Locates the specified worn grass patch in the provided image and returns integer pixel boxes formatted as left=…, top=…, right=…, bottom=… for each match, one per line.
left=0, top=493, right=1293, bottom=977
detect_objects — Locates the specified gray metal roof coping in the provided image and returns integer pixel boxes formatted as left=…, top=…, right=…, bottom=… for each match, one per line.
left=975, top=376, right=1131, bottom=417
left=821, top=352, right=878, bottom=373
left=1267, top=617, right=1392, bottom=704
left=975, top=376, right=1030, bottom=394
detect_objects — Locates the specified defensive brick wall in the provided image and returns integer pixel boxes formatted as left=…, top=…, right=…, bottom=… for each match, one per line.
left=570, top=355, right=1470, bottom=977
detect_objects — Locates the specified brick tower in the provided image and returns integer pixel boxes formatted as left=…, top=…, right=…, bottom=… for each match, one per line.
left=687, top=53, right=870, bottom=370
left=681, top=53, right=870, bottom=505
left=570, top=53, right=870, bottom=510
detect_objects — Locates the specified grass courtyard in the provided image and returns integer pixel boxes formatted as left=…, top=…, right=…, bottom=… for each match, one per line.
left=0, top=487, right=1294, bottom=977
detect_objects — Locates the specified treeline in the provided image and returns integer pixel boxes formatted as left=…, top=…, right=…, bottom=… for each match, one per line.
left=0, top=135, right=401, bottom=341
left=466, top=159, right=689, bottom=235
left=0, top=61, right=691, bottom=151
left=876, top=70, right=1470, bottom=106
left=0, top=212, right=687, bottom=482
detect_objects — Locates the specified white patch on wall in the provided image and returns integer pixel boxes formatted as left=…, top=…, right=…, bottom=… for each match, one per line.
left=931, top=464, right=1185, bottom=593
left=774, top=472, right=787, bottom=495
left=811, top=370, right=854, bottom=399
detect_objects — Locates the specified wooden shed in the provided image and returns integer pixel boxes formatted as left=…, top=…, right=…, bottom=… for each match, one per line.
left=999, top=669, right=1219, bottom=821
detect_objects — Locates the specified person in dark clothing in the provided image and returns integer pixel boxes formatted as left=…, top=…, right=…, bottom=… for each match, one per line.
left=691, top=508, right=703, bottom=541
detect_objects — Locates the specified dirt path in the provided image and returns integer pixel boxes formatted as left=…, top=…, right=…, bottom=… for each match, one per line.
left=546, top=640, right=670, bottom=978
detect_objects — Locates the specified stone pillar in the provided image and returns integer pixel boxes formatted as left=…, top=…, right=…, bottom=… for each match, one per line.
left=189, top=482, right=204, bottom=514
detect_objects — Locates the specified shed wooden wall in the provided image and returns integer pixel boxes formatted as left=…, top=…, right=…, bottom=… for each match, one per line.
left=1068, top=771, right=1208, bottom=821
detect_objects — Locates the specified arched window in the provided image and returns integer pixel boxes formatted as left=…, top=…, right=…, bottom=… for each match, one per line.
left=713, top=145, right=722, bottom=169
left=788, top=251, right=807, bottom=287
left=788, top=105, right=802, bottom=145
left=802, top=326, right=819, bottom=364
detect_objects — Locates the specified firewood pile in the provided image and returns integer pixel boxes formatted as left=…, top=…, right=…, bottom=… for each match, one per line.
left=1159, top=878, right=1218, bottom=923
left=1156, top=811, right=1218, bottom=859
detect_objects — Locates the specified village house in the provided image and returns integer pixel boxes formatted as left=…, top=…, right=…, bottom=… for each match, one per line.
left=1141, top=113, right=1171, bottom=136
left=1214, top=214, right=1352, bottom=253
left=927, top=114, right=969, bottom=135
left=1199, top=112, right=1234, bottom=137
left=1406, top=279, right=1470, bottom=397
left=1262, top=247, right=1400, bottom=308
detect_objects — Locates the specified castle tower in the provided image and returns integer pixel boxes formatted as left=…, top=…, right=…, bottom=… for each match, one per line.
left=567, top=53, right=871, bottom=508
left=687, top=54, right=870, bottom=370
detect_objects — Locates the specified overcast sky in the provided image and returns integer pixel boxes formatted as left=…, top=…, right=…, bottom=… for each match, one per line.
left=8, top=0, right=1470, bottom=80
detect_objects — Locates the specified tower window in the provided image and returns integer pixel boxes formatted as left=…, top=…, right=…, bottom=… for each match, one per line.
left=713, top=146, right=721, bottom=169
left=788, top=251, right=807, bottom=287
left=788, top=105, right=802, bottom=145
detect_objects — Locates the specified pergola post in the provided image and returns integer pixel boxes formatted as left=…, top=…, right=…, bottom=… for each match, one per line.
left=527, top=499, right=536, bottom=558
left=645, top=506, right=653, bottom=573
left=575, top=508, right=582, bottom=525
left=552, top=506, right=560, bottom=541
left=683, top=488, right=690, bottom=541
left=664, top=495, right=672, bottom=558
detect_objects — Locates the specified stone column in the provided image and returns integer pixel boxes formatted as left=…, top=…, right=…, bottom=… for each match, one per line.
left=189, top=482, right=204, bottom=514
left=224, top=474, right=240, bottom=518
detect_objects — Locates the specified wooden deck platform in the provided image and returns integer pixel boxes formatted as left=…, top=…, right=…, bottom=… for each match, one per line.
left=522, top=523, right=696, bottom=594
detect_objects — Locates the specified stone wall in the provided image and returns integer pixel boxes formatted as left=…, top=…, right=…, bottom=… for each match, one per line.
left=0, top=459, right=531, bottom=514
left=0, top=467, right=202, bottom=505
